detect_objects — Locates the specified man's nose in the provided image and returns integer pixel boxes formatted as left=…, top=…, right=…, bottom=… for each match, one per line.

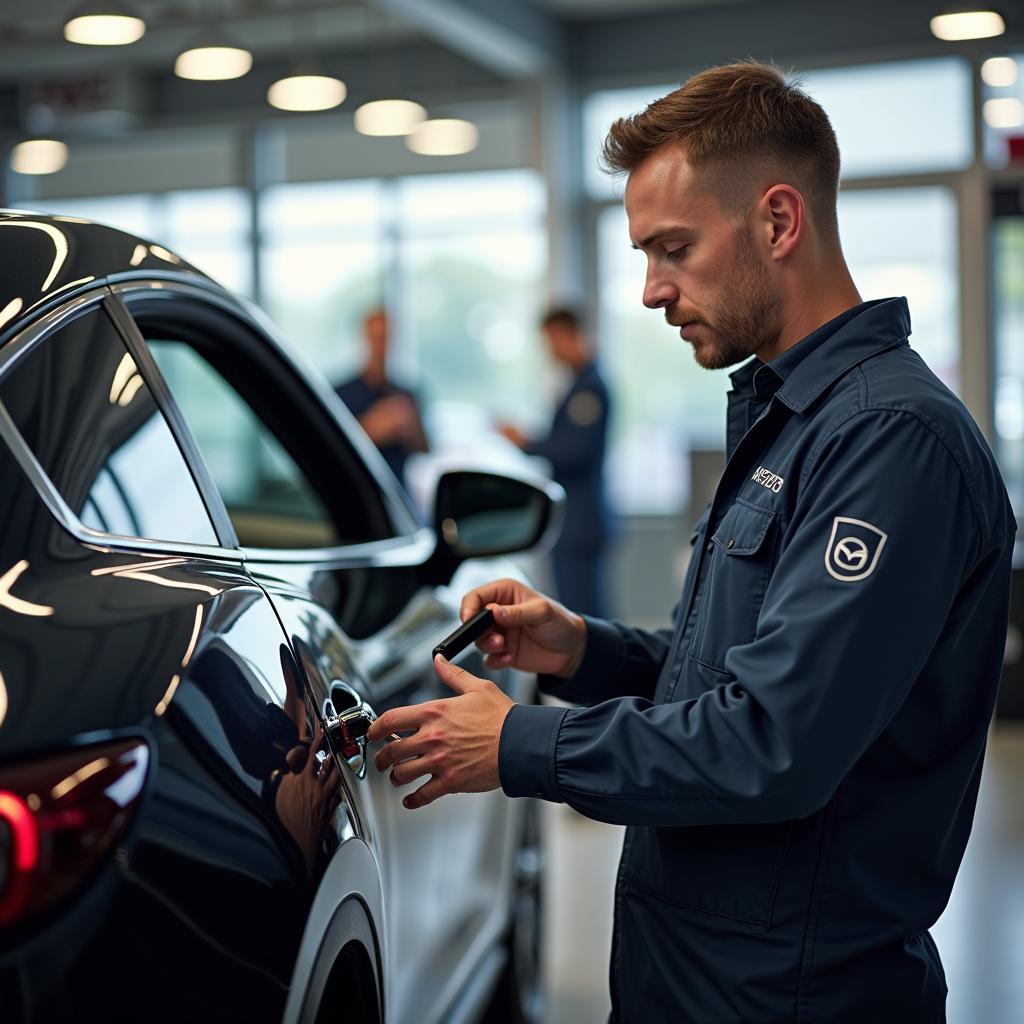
left=642, top=267, right=677, bottom=310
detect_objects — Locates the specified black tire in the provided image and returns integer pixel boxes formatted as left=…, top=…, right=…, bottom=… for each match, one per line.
left=483, top=799, right=545, bottom=1024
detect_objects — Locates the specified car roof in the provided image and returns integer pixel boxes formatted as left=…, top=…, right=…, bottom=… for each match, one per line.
left=0, top=208, right=214, bottom=342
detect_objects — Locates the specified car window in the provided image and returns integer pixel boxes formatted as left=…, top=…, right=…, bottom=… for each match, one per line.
left=127, top=296, right=401, bottom=550
left=148, top=339, right=340, bottom=549
left=0, top=306, right=219, bottom=546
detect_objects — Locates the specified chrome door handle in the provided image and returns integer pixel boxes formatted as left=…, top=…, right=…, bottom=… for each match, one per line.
left=323, top=681, right=377, bottom=779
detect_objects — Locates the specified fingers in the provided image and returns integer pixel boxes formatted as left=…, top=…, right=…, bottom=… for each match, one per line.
left=366, top=701, right=440, bottom=743
left=388, top=755, right=436, bottom=788
left=490, top=596, right=551, bottom=629
left=374, top=732, right=431, bottom=773
left=459, top=578, right=530, bottom=622
left=433, top=654, right=487, bottom=695
left=403, top=776, right=449, bottom=810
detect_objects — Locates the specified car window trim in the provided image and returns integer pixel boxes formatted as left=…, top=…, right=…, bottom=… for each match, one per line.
left=103, top=292, right=240, bottom=550
left=108, top=278, right=422, bottom=540
left=0, top=288, right=244, bottom=563
left=240, top=525, right=437, bottom=568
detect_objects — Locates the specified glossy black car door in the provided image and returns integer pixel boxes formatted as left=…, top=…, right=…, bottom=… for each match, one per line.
left=0, top=294, right=335, bottom=1022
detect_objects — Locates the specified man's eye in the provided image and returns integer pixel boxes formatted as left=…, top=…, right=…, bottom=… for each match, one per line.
left=665, top=246, right=688, bottom=261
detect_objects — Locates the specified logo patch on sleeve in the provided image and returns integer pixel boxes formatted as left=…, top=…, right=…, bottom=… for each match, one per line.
left=825, top=516, right=888, bottom=582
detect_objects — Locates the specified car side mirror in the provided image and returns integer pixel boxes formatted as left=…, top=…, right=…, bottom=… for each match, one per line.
left=426, top=469, right=565, bottom=583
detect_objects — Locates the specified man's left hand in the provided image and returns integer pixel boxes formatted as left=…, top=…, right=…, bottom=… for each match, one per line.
left=367, top=655, right=515, bottom=810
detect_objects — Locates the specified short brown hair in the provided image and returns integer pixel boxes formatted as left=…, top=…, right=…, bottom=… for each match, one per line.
left=602, top=61, right=840, bottom=243
left=540, top=307, right=584, bottom=332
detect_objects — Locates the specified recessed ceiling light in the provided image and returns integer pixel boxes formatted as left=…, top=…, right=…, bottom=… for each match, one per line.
left=355, top=99, right=427, bottom=137
left=175, top=30, right=253, bottom=81
left=63, top=3, right=145, bottom=45
left=930, top=11, right=1005, bottom=41
left=406, top=119, right=479, bottom=156
left=982, top=56, right=1018, bottom=87
left=268, top=74, right=347, bottom=112
left=984, top=97, right=1024, bottom=128
left=11, top=140, right=69, bottom=175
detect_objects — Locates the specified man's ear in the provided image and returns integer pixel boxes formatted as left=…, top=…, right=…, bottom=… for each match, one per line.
left=759, top=184, right=804, bottom=261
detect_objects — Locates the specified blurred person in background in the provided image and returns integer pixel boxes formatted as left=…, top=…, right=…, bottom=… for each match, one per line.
left=336, top=307, right=429, bottom=485
left=499, top=308, right=611, bottom=617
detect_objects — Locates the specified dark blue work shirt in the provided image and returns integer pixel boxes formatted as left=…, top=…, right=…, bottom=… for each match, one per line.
left=335, top=374, right=422, bottom=483
left=525, top=362, right=610, bottom=550
left=500, top=298, right=1016, bottom=1022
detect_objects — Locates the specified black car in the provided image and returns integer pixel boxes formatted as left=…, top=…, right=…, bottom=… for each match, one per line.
left=0, top=210, right=563, bottom=1023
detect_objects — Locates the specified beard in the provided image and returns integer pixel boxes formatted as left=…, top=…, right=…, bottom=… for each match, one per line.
left=665, top=229, right=784, bottom=370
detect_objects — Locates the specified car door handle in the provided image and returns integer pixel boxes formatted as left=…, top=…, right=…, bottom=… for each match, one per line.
left=323, top=681, right=377, bottom=779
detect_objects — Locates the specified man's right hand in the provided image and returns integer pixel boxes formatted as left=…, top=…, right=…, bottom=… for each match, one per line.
left=359, top=394, right=419, bottom=445
left=460, top=578, right=587, bottom=679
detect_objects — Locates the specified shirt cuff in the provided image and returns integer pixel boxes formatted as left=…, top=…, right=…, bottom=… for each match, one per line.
left=498, top=702, right=569, bottom=801
left=537, top=615, right=627, bottom=705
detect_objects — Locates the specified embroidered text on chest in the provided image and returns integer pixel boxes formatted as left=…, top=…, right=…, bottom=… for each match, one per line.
left=751, top=466, right=785, bottom=493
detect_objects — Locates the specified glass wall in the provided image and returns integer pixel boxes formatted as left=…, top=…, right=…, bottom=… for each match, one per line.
left=799, top=58, right=973, bottom=178
left=838, top=187, right=960, bottom=392
left=993, top=207, right=1024, bottom=510
left=28, top=188, right=253, bottom=296
left=981, top=52, right=1024, bottom=167
left=259, top=169, right=548, bottom=428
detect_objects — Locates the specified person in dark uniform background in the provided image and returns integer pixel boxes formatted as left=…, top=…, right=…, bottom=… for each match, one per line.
left=499, top=308, right=611, bottom=618
left=335, top=307, right=428, bottom=485
left=367, top=61, right=1016, bottom=1023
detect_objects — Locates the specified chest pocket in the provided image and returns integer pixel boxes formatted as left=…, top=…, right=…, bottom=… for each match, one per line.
left=690, top=499, right=778, bottom=672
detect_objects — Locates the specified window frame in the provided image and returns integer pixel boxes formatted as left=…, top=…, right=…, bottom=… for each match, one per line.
left=0, top=287, right=242, bottom=561
left=110, top=280, right=431, bottom=565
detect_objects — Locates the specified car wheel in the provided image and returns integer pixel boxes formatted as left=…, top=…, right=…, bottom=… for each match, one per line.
left=483, top=799, right=545, bottom=1024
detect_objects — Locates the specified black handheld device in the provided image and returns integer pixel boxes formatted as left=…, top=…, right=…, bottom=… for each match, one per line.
left=432, top=608, right=495, bottom=661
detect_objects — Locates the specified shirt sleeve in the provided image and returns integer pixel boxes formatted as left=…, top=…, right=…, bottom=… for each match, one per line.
left=536, top=616, right=675, bottom=706
left=499, top=409, right=1002, bottom=824
left=525, top=386, right=607, bottom=478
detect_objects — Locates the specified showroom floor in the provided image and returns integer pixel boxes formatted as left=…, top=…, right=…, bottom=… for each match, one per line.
left=543, top=723, right=1024, bottom=1023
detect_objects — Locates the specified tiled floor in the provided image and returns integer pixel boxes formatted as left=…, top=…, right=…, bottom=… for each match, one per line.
left=543, top=722, right=1024, bottom=1023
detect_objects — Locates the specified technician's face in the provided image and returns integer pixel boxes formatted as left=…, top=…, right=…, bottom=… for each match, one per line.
left=624, top=145, right=783, bottom=370
left=542, top=324, right=574, bottom=364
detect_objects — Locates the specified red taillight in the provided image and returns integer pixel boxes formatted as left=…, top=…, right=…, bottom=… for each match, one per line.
left=0, top=739, right=149, bottom=931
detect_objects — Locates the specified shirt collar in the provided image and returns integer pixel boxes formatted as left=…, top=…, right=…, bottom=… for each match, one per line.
left=728, top=297, right=911, bottom=412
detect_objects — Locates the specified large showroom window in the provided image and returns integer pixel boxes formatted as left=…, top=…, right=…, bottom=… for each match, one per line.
left=979, top=51, right=1023, bottom=167
left=586, top=57, right=971, bottom=514
left=837, top=187, right=960, bottom=393
left=395, top=171, right=548, bottom=427
left=993, top=193, right=1024, bottom=512
left=28, top=188, right=253, bottom=296
left=259, top=179, right=389, bottom=387
left=799, top=58, right=973, bottom=177
left=260, top=169, right=549, bottom=429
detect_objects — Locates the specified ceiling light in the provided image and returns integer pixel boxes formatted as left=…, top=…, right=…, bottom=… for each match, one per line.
left=982, top=56, right=1018, bottom=87
left=268, top=74, right=346, bottom=112
left=63, top=3, right=145, bottom=45
left=10, top=140, right=69, bottom=176
left=175, top=31, right=253, bottom=81
left=930, top=11, right=1005, bottom=41
left=355, top=99, right=427, bottom=137
left=984, top=97, right=1024, bottom=128
left=406, top=119, right=479, bottom=156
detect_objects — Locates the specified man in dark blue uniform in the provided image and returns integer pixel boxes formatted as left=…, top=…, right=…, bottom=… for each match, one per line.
left=367, top=62, right=1015, bottom=1022
left=335, top=307, right=428, bottom=485
left=500, top=308, right=611, bottom=617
